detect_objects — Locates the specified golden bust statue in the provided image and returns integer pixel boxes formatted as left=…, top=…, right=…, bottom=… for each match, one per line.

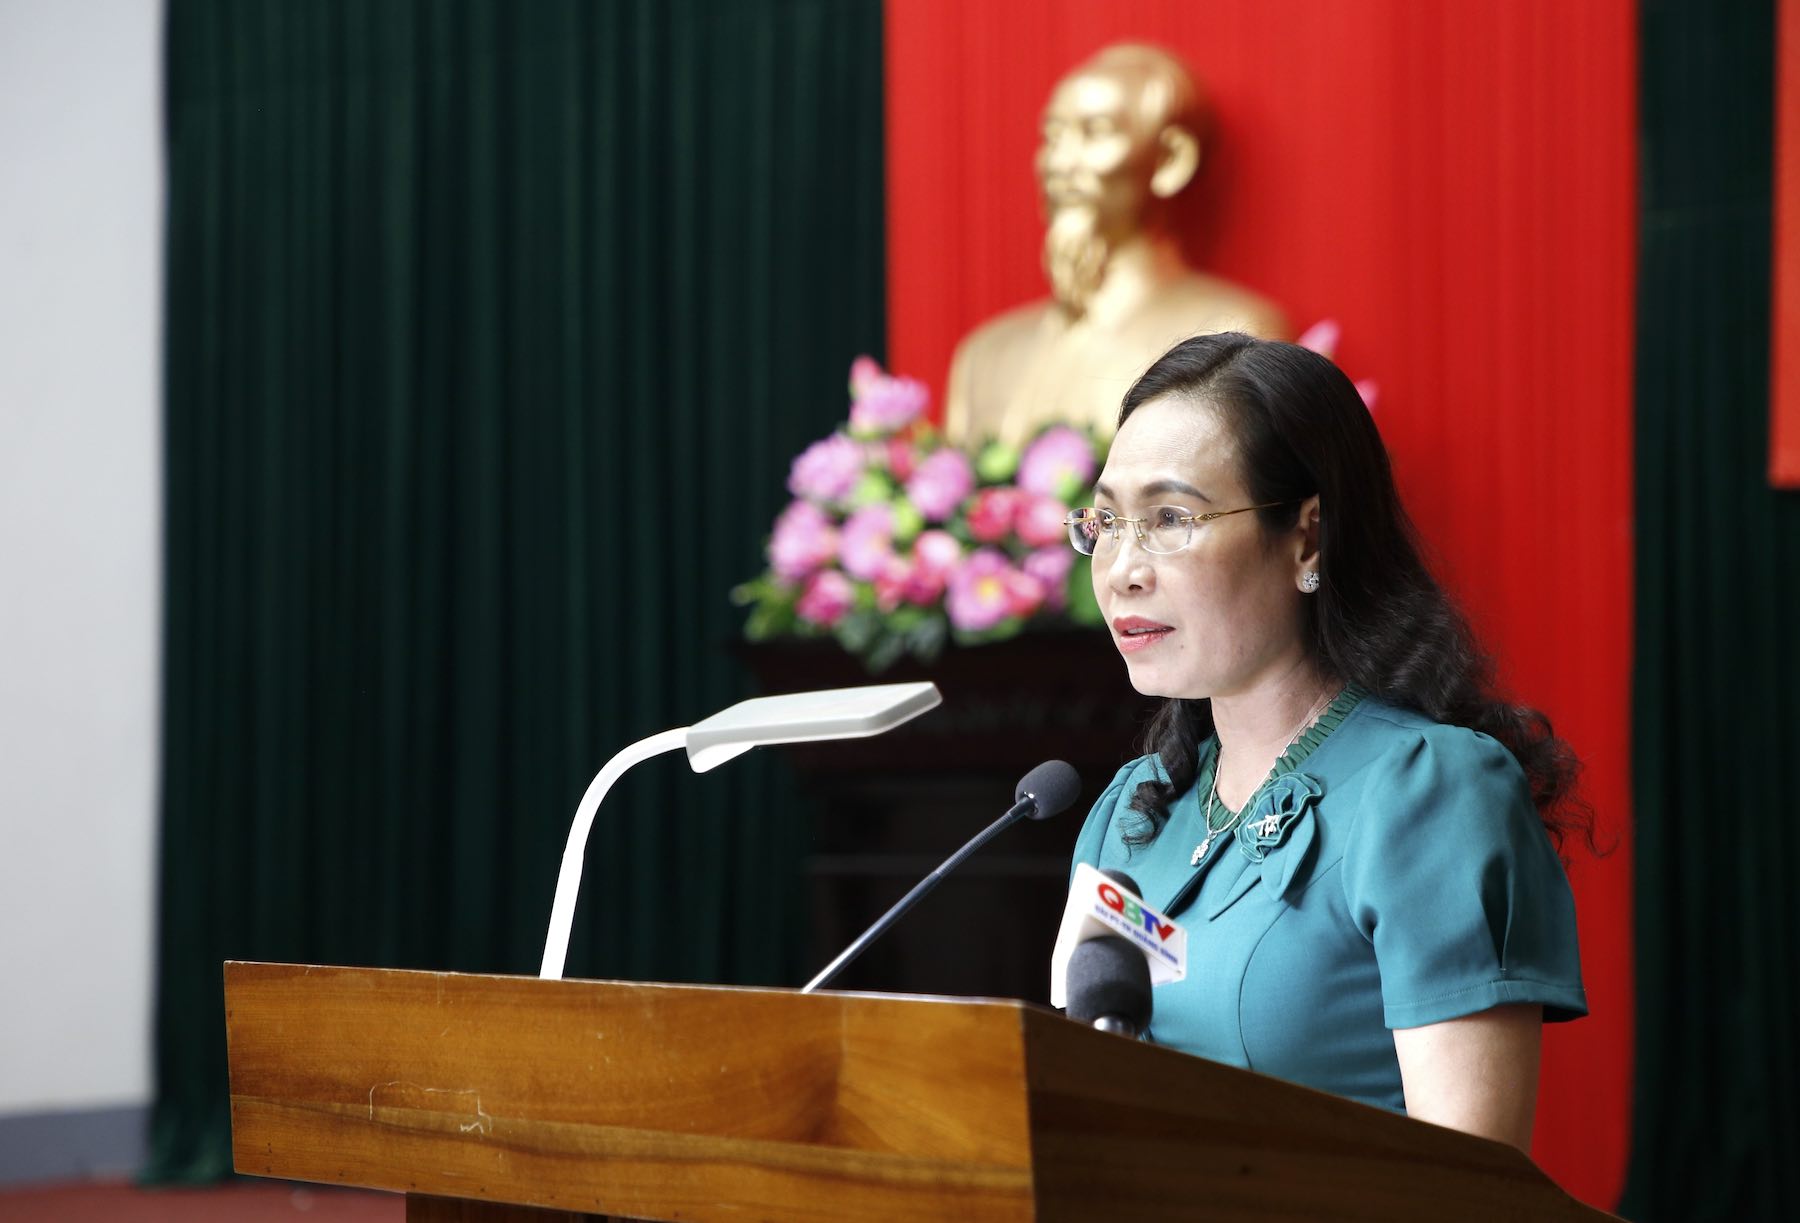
left=943, top=44, right=1290, bottom=448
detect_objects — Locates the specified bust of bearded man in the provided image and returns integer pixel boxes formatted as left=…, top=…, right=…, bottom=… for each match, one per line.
left=943, top=44, right=1290, bottom=449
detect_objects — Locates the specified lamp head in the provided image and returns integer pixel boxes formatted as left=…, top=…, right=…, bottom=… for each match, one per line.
left=683, top=682, right=942, bottom=772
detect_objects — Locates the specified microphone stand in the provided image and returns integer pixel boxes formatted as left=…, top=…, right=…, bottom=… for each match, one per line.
left=800, top=795, right=1035, bottom=994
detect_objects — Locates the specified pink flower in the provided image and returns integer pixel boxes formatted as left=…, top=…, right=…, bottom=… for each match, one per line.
left=966, top=486, right=1024, bottom=543
left=788, top=433, right=865, bottom=503
left=912, top=529, right=962, bottom=576
left=795, top=569, right=855, bottom=627
left=768, top=500, right=839, bottom=582
left=1001, top=567, right=1047, bottom=619
left=897, top=529, right=962, bottom=605
left=1296, top=319, right=1340, bottom=358
left=1023, top=546, right=1075, bottom=611
left=849, top=355, right=883, bottom=398
left=872, top=557, right=912, bottom=613
left=905, top=448, right=976, bottom=522
left=885, top=436, right=919, bottom=483
left=847, top=357, right=929, bottom=435
left=839, top=504, right=896, bottom=582
left=900, top=568, right=946, bottom=606
left=945, top=550, right=1015, bottom=632
left=1015, top=493, right=1070, bottom=548
left=1017, top=425, right=1097, bottom=500
left=1355, top=379, right=1379, bottom=411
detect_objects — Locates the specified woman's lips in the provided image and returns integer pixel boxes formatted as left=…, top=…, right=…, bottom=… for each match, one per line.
left=1113, top=618, right=1174, bottom=654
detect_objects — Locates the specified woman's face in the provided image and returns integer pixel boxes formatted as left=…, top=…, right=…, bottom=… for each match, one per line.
left=1090, top=395, right=1310, bottom=700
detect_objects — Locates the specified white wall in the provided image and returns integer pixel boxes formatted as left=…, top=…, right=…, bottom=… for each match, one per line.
left=0, top=0, right=162, bottom=1115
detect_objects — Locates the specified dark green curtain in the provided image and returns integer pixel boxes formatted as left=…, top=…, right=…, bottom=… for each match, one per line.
left=150, top=0, right=885, bottom=1181
left=1622, top=1, right=1800, bottom=1218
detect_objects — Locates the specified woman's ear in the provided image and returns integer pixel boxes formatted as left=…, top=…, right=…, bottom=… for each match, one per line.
left=1294, top=495, right=1323, bottom=586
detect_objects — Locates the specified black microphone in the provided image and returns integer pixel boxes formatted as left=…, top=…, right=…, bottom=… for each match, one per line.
left=801, top=760, right=1081, bottom=993
left=1063, top=869, right=1154, bottom=1037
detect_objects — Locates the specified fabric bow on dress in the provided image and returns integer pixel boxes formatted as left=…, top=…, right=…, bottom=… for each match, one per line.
left=1237, top=771, right=1324, bottom=902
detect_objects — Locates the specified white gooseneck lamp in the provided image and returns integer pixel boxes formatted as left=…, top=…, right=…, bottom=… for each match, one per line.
left=539, top=682, right=942, bottom=979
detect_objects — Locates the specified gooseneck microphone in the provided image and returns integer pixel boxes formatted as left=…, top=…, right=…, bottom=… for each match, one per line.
left=801, top=760, right=1081, bottom=994
left=1063, top=869, right=1155, bottom=1038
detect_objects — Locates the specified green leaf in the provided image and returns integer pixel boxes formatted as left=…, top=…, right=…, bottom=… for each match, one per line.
left=890, top=498, right=925, bottom=545
left=849, top=470, right=896, bottom=507
left=906, top=613, right=949, bottom=660
left=834, top=608, right=881, bottom=654
left=744, top=601, right=795, bottom=640
left=864, top=631, right=906, bottom=673
left=886, top=605, right=926, bottom=634
left=975, top=441, right=1021, bottom=483
left=951, top=616, right=1026, bottom=647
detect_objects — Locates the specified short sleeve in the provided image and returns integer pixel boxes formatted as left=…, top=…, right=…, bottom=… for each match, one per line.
left=1341, top=726, right=1587, bottom=1030
left=1065, top=760, right=1137, bottom=875
left=1069, top=755, right=1157, bottom=881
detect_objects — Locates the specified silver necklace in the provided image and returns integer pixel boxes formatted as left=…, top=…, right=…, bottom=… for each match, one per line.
left=1191, top=686, right=1338, bottom=867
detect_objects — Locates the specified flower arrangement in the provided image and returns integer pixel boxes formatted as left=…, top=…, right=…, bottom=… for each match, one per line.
left=734, top=326, right=1373, bottom=672
left=733, top=357, right=1108, bottom=670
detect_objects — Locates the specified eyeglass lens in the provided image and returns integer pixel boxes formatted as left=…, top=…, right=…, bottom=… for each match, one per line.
left=1066, top=507, right=1194, bottom=556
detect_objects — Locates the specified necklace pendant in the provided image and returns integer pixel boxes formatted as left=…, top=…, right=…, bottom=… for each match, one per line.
left=1192, top=836, right=1212, bottom=866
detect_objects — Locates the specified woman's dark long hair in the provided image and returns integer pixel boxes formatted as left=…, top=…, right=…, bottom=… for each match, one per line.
left=1118, top=332, right=1593, bottom=853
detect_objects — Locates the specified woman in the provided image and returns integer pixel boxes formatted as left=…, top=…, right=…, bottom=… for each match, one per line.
left=1065, top=332, right=1588, bottom=1152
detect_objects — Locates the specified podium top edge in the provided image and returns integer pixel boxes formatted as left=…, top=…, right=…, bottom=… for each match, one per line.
left=222, top=961, right=1051, bottom=1013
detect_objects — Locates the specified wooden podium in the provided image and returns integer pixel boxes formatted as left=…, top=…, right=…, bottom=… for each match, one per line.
left=224, top=961, right=1614, bottom=1222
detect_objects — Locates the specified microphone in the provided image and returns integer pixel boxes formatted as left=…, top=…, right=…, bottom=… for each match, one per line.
left=801, top=760, right=1081, bottom=993
left=1064, top=901, right=1154, bottom=1037
left=1049, top=863, right=1188, bottom=1015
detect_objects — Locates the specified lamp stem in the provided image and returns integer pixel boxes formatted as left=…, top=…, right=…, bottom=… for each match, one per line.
left=540, top=727, right=689, bottom=980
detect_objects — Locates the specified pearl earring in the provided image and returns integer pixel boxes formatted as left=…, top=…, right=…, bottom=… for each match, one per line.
left=1301, top=571, right=1321, bottom=593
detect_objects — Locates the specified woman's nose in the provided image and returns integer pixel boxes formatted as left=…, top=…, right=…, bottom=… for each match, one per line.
left=1104, top=529, right=1154, bottom=592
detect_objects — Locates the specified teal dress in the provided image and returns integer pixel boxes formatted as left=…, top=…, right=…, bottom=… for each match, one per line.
left=1070, top=688, right=1587, bottom=1113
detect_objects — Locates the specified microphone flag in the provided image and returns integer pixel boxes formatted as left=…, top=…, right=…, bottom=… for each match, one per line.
left=1050, top=862, right=1188, bottom=1008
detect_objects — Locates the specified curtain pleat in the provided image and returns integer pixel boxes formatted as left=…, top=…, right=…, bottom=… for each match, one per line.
left=1620, top=1, right=1800, bottom=1218
left=150, top=0, right=885, bottom=1181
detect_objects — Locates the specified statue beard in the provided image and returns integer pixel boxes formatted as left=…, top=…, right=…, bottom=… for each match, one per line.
left=1042, top=205, right=1113, bottom=317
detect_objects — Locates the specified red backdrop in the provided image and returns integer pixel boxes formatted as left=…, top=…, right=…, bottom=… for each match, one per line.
left=1775, top=0, right=1800, bottom=486
left=884, top=0, right=1635, bottom=1207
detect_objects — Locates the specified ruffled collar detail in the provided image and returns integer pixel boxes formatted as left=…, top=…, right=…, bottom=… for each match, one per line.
left=1186, top=684, right=1366, bottom=905
left=1194, top=682, right=1366, bottom=813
